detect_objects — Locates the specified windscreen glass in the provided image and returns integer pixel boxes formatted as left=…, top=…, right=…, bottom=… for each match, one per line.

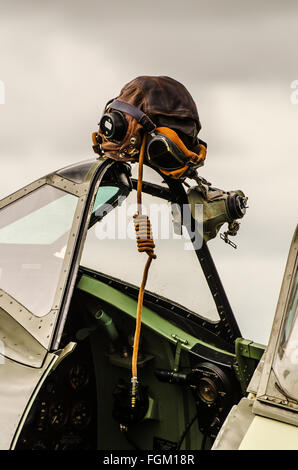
left=81, top=187, right=220, bottom=322
left=0, top=185, right=78, bottom=317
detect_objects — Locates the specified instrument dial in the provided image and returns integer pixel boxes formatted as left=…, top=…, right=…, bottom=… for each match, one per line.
left=49, top=401, right=69, bottom=428
left=197, top=377, right=218, bottom=404
left=68, top=362, right=89, bottom=391
left=70, top=401, right=91, bottom=430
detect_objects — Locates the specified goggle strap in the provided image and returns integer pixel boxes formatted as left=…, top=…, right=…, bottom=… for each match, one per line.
left=160, top=166, right=190, bottom=179
left=108, top=99, right=156, bottom=133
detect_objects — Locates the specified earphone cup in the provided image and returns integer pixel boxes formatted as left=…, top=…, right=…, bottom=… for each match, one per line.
left=99, top=110, right=128, bottom=142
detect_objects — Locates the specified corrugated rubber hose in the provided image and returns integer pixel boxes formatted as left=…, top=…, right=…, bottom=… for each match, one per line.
left=131, top=133, right=156, bottom=408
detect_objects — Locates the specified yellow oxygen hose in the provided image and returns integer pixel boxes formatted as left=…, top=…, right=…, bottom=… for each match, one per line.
left=131, top=134, right=156, bottom=408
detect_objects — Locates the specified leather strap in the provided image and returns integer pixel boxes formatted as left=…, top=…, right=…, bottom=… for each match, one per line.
left=109, top=99, right=156, bottom=133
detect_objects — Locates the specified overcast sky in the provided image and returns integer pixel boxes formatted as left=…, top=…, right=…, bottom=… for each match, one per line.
left=0, top=0, right=297, bottom=344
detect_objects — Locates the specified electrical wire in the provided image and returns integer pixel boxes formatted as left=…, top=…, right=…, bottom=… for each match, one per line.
left=124, top=432, right=141, bottom=451
left=201, top=433, right=207, bottom=450
left=176, top=413, right=198, bottom=450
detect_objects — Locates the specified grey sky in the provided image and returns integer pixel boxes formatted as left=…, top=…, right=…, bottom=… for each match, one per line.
left=0, top=0, right=297, bottom=343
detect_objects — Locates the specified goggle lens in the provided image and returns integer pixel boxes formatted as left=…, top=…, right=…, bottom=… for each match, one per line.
left=146, top=135, right=187, bottom=171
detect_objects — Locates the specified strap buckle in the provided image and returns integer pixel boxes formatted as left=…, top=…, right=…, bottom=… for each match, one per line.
left=220, top=232, right=237, bottom=249
left=139, top=115, right=156, bottom=133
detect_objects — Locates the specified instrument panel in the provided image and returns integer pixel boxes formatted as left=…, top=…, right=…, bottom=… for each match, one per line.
left=16, top=339, right=97, bottom=450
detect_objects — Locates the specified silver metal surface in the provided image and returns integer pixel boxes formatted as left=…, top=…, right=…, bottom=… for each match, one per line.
left=256, top=226, right=298, bottom=414
left=247, top=354, right=265, bottom=395
left=0, top=352, right=58, bottom=450
left=0, top=159, right=103, bottom=349
left=212, top=397, right=255, bottom=450
left=0, top=179, right=47, bottom=210
left=0, top=290, right=57, bottom=349
left=253, top=398, right=298, bottom=428
left=51, top=159, right=113, bottom=349
left=0, top=306, right=46, bottom=367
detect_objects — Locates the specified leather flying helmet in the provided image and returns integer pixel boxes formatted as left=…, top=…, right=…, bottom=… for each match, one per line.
left=92, top=76, right=207, bottom=179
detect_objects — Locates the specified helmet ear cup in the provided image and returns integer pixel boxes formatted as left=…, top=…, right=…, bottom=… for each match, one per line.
left=99, top=110, right=128, bottom=142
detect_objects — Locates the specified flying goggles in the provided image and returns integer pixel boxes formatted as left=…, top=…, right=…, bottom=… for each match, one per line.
left=92, top=99, right=207, bottom=179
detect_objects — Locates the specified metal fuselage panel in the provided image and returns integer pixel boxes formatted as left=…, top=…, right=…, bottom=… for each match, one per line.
left=239, top=415, right=298, bottom=450
left=0, top=353, right=57, bottom=450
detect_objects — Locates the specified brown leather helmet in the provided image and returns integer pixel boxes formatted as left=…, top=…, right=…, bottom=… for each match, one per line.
left=92, top=76, right=206, bottom=176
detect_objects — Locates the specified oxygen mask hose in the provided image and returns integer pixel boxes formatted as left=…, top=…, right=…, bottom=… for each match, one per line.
left=131, top=134, right=157, bottom=409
